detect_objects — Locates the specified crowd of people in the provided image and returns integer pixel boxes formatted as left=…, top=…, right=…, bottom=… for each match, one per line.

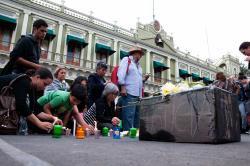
left=0, top=19, right=149, bottom=135
left=213, top=71, right=250, bottom=133
left=0, top=18, right=249, bottom=136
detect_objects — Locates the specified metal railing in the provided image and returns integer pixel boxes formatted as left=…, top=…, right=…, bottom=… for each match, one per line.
left=0, top=40, right=206, bottom=84
left=29, top=0, right=136, bottom=38
left=176, top=49, right=230, bottom=72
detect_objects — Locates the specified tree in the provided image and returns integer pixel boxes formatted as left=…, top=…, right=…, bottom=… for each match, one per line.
left=240, top=63, right=250, bottom=76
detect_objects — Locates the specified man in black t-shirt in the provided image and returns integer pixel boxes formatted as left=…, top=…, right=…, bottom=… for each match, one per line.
left=1, top=19, right=48, bottom=75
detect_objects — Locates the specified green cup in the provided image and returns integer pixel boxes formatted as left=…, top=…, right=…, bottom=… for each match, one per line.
left=102, top=127, right=109, bottom=136
left=53, top=125, right=62, bottom=138
left=130, top=128, right=137, bottom=138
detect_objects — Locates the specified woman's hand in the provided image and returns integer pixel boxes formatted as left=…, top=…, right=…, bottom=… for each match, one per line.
left=38, top=121, right=53, bottom=131
left=112, top=117, right=120, bottom=126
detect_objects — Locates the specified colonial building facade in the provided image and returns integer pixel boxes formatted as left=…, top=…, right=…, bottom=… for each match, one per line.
left=0, top=0, right=240, bottom=95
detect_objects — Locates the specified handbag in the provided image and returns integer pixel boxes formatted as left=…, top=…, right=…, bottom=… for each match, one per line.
left=0, top=74, right=27, bottom=134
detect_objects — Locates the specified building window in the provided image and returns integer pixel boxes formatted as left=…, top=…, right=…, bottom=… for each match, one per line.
left=153, top=60, right=169, bottom=83
left=95, top=43, right=115, bottom=64
left=40, top=29, right=56, bottom=59
left=154, top=69, right=162, bottom=83
left=66, top=35, right=88, bottom=66
left=96, top=52, right=108, bottom=63
left=67, top=42, right=81, bottom=66
left=41, top=39, right=49, bottom=59
left=0, top=24, right=13, bottom=51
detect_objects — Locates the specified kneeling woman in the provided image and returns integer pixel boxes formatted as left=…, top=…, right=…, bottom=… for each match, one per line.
left=0, top=68, right=56, bottom=133
left=84, top=83, right=120, bottom=130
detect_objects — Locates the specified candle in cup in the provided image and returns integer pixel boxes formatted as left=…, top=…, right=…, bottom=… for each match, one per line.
left=130, top=128, right=137, bottom=138
left=102, top=127, right=109, bottom=136
left=53, top=125, right=62, bottom=138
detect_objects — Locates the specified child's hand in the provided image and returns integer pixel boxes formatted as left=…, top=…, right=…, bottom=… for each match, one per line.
left=87, top=125, right=95, bottom=134
left=112, top=117, right=120, bottom=125
left=55, top=119, right=63, bottom=125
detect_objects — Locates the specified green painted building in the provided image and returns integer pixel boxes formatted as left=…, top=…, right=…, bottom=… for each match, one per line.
left=0, top=0, right=240, bottom=95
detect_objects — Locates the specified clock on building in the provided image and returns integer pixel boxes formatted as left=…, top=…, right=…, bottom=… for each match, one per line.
left=153, top=20, right=161, bottom=33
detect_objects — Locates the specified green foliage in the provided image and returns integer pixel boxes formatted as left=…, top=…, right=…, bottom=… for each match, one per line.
left=240, top=63, right=250, bottom=76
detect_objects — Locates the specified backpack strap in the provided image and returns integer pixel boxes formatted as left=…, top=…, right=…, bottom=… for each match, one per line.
left=1, top=74, right=28, bottom=95
left=126, top=57, right=131, bottom=74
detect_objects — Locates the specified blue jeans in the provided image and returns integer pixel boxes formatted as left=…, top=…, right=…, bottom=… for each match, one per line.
left=121, top=94, right=140, bottom=131
left=239, top=101, right=247, bottom=130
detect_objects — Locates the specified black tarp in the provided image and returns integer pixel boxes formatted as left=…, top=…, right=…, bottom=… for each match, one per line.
left=139, top=87, right=241, bottom=143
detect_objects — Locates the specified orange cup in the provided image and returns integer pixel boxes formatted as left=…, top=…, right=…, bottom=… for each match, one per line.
left=76, top=127, right=85, bottom=139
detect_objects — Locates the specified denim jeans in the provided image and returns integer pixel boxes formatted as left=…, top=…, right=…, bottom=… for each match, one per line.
left=121, top=94, right=140, bottom=131
left=239, top=101, right=247, bottom=130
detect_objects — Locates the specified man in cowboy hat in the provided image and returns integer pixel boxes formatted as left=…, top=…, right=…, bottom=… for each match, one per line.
left=117, top=46, right=149, bottom=131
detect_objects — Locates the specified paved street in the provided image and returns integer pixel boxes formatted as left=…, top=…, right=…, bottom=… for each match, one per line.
left=0, top=134, right=250, bottom=166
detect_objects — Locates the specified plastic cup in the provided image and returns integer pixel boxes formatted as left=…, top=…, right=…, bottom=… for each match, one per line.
left=109, top=129, right=113, bottom=137
left=130, top=128, right=137, bottom=138
left=113, top=127, right=120, bottom=139
left=76, top=127, right=85, bottom=139
left=53, top=125, right=62, bottom=138
left=85, top=128, right=90, bottom=137
left=102, top=127, right=109, bottom=136
left=94, top=130, right=100, bottom=139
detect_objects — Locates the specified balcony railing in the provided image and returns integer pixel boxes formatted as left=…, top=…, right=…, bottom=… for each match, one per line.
left=0, top=40, right=206, bottom=84
left=29, top=0, right=136, bottom=38
left=177, top=49, right=225, bottom=72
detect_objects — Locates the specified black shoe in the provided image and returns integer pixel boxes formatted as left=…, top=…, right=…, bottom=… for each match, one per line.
left=241, top=129, right=249, bottom=134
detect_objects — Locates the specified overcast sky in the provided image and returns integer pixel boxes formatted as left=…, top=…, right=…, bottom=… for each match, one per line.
left=50, top=0, right=250, bottom=65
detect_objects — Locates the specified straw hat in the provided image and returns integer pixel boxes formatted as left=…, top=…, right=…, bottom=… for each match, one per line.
left=129, top=46, right=144, bottom=55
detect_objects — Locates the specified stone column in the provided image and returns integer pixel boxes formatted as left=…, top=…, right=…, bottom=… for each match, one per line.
left=21, top=10, right=30, bottom=35
left=47, top=40, right=53, bottom=61
left=187, top=64, right=191, bottom=82
left=175, top=59, right=179, bottom=82
left=145, top=50, right=151, bottom=81
left=86, top=31, right=93, bottom=69
left=55, top=22, right=64, bottom=62
left=167, top=58, right=171, bottom=81
left=80, top=47, right=85, bottom=67
left=112, top=39, right=118, bottom=67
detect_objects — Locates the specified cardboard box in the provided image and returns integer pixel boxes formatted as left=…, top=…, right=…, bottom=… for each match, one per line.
left=139, top=87, right=241, bottom=143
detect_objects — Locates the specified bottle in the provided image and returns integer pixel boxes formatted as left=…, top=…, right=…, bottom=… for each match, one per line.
left=76, top=127, right=85, bottom=139
left=18, top=116, right=28, bottom=135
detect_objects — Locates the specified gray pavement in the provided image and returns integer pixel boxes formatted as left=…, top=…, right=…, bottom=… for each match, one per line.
left=0, top=134, right=250, bottom=166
